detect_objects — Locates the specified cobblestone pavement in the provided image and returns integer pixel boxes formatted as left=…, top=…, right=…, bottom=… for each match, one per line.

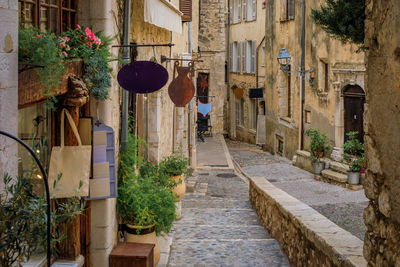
left=226, top=140, right=368, bottom=241
left=167, top=170, right=290, bottom=266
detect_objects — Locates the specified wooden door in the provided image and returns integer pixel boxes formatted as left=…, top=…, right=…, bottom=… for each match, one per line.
left=344, top=86, right=365, bottom=142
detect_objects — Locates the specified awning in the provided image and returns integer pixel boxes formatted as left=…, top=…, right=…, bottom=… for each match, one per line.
left=144, top=0, right=183, bottom=34
left=249, top=88, right=264, bottom=98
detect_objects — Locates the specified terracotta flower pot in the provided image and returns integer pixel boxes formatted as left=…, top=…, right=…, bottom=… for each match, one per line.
left=171, top=174, right=186, bottom=202
left=125, top=224, right=160, bottom=265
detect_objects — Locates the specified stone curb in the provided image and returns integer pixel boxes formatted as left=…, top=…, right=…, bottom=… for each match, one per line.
left=249, top=176, right=367, bottom=267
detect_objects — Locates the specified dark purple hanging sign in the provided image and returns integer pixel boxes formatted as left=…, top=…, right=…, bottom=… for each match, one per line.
left=117, top=61, right=169, bottom=94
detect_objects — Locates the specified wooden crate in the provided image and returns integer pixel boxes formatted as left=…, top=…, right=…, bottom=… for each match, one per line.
left=109, top=242, right=155, bottom=267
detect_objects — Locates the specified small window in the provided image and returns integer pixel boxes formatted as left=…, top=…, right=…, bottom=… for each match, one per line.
left=231, top=0, right=242, bottom=23
left=280, top=0, right=295, bottom=21
left=231, top=42, right=241, bottom=73
left=244, top=40, right=256, bottom=74
left=244, top=0, right=257, bottom=21
left=305, top=110, right=311, bottom=124
left=324, top=61, right=329, bottom=92
left=18, top=0, right=78, bottom=33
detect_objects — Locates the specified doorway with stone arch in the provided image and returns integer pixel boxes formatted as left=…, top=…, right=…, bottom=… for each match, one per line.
left=343, top=85, right=365, bottom=143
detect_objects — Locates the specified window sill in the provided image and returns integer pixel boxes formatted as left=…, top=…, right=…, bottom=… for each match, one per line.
left=279, top=116, right=295, bottom=128
left=280, top=18, right=295, bottom=23
left=249, top=129, right=256, bottom=134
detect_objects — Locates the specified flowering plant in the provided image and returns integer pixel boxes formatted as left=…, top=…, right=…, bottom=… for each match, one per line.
left=19, top=25, right=113, bottom=103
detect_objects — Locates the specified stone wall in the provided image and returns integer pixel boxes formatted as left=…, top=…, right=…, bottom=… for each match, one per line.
left=0, top=0, right=18, bottom=188
left=197, top=0, right=226, bottom=134
left=363, top=1, right=400, bottom=266
left=249, top=176, right=367, bottom=267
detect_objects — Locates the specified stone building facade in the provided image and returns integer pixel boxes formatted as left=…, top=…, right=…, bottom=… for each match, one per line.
left=263, top=0, right=365, bottom=160
left=363, top=0, right=400, bottom=265
left=196, top=0, right=226, bottom=135
left=227, top=0, right=266, bottom=144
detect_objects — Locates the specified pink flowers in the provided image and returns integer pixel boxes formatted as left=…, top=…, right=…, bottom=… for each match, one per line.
left=76, top=24, right=81, bottom=29
left=84, top=27, right=102, bottom=47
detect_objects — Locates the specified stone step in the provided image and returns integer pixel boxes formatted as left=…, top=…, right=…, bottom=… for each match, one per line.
left=321, top=169, right=348, bottom=184
left=174, top=208, right=261, bottom=226
left=328, top=161, right=349, bottom=174
left=168, top=240, right=289, bottom=266
left=171, top=225, right=270, bottom=240
left=182, top=198, right=252, bottom=209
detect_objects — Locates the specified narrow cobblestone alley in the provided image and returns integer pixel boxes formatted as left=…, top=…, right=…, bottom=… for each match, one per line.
left=167, top=137, right=289, bottom=266
left=226, top=140, right=368, bottom=241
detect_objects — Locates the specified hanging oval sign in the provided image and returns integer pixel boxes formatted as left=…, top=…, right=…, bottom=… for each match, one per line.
left=117, top=61, right=169, bottom=94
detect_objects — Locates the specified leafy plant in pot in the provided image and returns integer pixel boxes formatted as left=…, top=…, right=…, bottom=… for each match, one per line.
left=305, top=128, right=332, bottom=174
left=342, top=131, right=364, bottom=185
left=158, top=154, right=190, bottom=202
left=117, top=134, right=176, bottom=265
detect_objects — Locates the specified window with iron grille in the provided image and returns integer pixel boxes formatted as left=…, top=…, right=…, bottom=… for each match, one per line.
left=18, top=0, right=78, bottom=33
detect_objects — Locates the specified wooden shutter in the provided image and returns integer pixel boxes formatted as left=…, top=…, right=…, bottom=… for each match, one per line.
left=242, top=42, right=246, bottom=73
left=236, top=42, right=241, bottom=72
left=281, top=0, right=288, bottom=20
left=237, top=0, right=242, bottom=22
left=252, top=0, right=257, bottom=20
left=243, top=0, right=247, bottom=21
left=180, top=0, right=192, bottom=22
left=288, top=0, right=295, bottom=20
left=251, top=40, right=256, bottom=73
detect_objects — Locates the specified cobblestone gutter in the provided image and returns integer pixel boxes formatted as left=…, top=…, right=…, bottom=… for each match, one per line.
left=249, top=176, right=367, bottom=267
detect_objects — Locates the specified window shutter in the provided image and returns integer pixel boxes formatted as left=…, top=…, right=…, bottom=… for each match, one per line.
left=288, top=0, right=295, bottom=19
left=251, top=40, right=256, bottom=73
left=243, top=0, right=247, bottom=21
left=230, top=0, right=233, bottom=23
left=242, top=42, right=247, bottom=73
left=237, top=42, right=241, bottom=72
left=281, top=0, right=288, bottom=20
left=237, top=0, right=242, bottom=22
left=252, top=0, right=257, bottom=20
left=180, top=0, right=192, bottom=22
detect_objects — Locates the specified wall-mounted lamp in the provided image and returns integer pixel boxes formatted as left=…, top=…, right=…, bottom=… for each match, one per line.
left=277, top=48, right=314, bottom=84
left=277, top=48, right=292, bottom=72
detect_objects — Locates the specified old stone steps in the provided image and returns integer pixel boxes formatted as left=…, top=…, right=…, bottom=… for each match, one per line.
left=322, top=169, right=348, bottom=184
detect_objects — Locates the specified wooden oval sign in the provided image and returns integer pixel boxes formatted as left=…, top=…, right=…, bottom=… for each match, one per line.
left=117, top=61, right=169, bottom=94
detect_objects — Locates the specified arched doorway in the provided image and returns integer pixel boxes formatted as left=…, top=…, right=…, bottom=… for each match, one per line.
left=343, top=85, right=365, bottom=142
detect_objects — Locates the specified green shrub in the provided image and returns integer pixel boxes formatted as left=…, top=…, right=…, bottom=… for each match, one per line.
left=305, top=128, right=332, bottom=163
left=117, top=135, right=176, bottom=235
left=342, top=131, right=364, bottom=172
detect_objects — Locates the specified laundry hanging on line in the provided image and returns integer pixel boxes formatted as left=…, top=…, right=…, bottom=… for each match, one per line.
left=197, top=100, right=212, bottom=117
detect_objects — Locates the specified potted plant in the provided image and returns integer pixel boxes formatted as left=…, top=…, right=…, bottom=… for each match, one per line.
left=0, top=173, right=85, bottom=266
left=342, top=131, right=364, bottom=185
left=158, top=154, right=190, bottom=202
left=117, top=134, right=176, bottom=265
left=305, top=128, right=332, bottom=174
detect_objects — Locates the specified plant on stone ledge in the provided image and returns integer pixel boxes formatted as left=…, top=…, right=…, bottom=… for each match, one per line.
left=342, top=131, right=364, bottom=172
left=18, top=25, right=114, bottom=107
left=305, top=128, right=332, bottom=163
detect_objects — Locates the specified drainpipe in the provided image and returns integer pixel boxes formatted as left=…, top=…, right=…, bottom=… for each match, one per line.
left=121, top=0, right=131, bottom=151
left=300, top=0, right=305, bottom=150
left=256, top=37, right=265, bottom=87
left=227, top=0, right=231, bottom=101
